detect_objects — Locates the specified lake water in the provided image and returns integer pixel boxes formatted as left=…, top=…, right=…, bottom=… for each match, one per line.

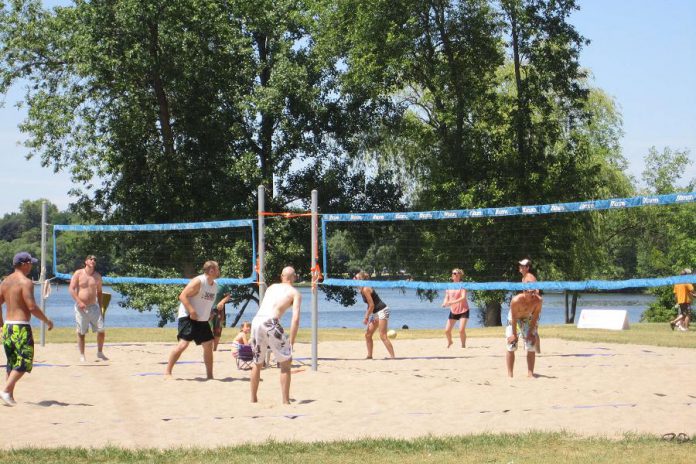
left=35, top=285, right=655, bottom=330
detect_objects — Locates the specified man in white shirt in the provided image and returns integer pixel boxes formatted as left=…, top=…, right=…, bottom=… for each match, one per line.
left=250, top=266, right=301, bottom=404
left=165, top=261, right=230, bottom=380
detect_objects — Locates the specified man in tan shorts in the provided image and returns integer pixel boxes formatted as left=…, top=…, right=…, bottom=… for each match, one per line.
left=0, top=252, right=53, bottom=406
left=250, top=266, right=301, bottom=404
left=505, top=258, right=542, bottom=378
left=69, top=255, right=106, bottom=362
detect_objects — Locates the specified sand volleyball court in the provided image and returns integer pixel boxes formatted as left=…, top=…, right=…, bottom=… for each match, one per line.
left=1, top=337, right=694, bottom=448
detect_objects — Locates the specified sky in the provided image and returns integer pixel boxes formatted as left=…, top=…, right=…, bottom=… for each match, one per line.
left=1, top=0, right=695, bottom=216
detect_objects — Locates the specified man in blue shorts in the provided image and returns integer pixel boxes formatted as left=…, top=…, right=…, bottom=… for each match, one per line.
left=0, top=252, right=53, bottom=406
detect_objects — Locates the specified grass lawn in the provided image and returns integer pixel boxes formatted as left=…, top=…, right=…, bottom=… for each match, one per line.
left=39, top=322, right=696, bottom=348
left=0, top=433, right=694, bottom=463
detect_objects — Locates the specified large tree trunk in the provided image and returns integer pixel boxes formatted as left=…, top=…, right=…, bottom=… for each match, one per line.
left=508, top=4, right=529, bottom=194
left=147, top=21, right=175, bottom=157
left=484, top=300, right=502, bottom=326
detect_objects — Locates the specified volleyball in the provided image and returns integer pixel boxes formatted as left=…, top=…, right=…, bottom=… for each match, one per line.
left=387, top=329, right=397, bottom=339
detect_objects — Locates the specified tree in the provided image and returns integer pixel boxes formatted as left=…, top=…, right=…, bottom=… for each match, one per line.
left=320, top=0, right=630, bottom=325
left=0, top=199, right=74, bottom=276
left=1, top=0, right=396, bottom=321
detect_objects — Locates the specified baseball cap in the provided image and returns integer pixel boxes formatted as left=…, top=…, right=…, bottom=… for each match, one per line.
left=682, top=268, right=692, bottom=275
left=518, top=259, right=531, bottom=266
left=13, top=251, right=38, bottom=266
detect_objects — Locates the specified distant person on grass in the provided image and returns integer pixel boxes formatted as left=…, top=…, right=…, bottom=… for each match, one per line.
left=0, top=252, right=53, bottom=406
left=506, top=258, right=542, bottom=378
left=69, top=254, right=107, bottom=362
left=670, top=268, right=694, bottom=332
left=441, top=268, right=470, bottom=348
left=250, top=266, right=301, bottom=404
left=355, top=271, right=395, bottom=359
left=165, top=261, right=227, bottom=380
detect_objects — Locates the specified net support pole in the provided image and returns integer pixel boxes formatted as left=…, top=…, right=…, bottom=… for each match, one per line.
left=257, top=185, right=266, bottom=303
left=39, top=201, right=47, bottom=347
left=310, top=189, right=318, bottom=371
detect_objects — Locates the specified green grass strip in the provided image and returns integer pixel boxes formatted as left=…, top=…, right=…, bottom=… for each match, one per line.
left=38, top=323, right=696, bottom=348
left=0, top=433, right=694, bottom=463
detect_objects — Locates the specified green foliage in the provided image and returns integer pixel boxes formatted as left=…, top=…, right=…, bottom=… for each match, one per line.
left=0, top=199, right=76, bottom=276
left=112, top=266, right=184, bottom=327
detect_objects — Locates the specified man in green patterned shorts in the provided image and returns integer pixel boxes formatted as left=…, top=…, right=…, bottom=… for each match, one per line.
left=0, top=252, right=53, bottom=406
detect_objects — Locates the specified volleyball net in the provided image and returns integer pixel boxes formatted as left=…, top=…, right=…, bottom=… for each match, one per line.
left=321, top=192, right=696, bottom=292
left=53, top=219, right=257, bottom=285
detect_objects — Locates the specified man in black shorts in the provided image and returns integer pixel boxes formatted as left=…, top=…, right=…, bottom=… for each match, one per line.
left=165, top=261, right=228, bottom=379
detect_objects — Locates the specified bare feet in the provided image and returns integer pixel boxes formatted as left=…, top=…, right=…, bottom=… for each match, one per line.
left=447, top=341, right=453, bottom=348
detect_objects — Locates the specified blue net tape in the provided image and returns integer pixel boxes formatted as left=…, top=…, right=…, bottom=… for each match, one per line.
left=54, top=272, right=257, bottom=286
left=54, top=219, right=253, bottom=232
left=322, top=274, right=696, bottom=291
left=53, top=219, right=256, bottom=285
left=321, top=191, right=696, bottom=291
left=322, top=191, right=696, bottom=223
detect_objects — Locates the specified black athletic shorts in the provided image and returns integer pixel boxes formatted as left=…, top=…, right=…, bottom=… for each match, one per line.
left=448, top=311, right=470, bottom=320
left=177, top=316, right=214, bottom=345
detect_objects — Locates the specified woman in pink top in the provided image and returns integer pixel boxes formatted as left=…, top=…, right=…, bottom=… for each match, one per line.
left=441, top=268, right=470, bottom=348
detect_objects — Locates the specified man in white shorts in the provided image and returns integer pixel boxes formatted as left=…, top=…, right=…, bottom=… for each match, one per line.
left=69, top=255, right=106, bottom=362
left=250, top=266, right=301, bottom=404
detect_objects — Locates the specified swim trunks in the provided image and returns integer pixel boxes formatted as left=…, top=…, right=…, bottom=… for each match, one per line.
left=75, top=303, right=105, bottom=335
left=505, top=310, right=537, bottom=352
left=678, top=303, right=691, bottom=316
left=210, top=308, right=226, bottom=338
left=3, top=322, right=34, bottom=373
left=250, top=317, right=292, bottom=364
left=177, top=316, right=214, bottom=345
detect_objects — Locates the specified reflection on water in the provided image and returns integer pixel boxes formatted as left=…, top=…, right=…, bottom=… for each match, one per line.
left=35, top=285, right=655, bottom=330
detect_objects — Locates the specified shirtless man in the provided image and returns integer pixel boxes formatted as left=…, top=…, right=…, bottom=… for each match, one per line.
left=69, top=255, right=106, bottom=362
left=250, top=266, right=301, bottom=404
left=505, top=258, right=542, bottom=378
left=0, top=252, right=53, bottom=406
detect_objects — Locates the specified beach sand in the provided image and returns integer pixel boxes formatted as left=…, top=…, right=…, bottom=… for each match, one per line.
left=1, top=337, right=694, bottom=448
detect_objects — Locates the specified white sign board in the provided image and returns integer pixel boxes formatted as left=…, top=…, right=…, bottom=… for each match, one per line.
left=577, top=309, right=629, bottom=331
